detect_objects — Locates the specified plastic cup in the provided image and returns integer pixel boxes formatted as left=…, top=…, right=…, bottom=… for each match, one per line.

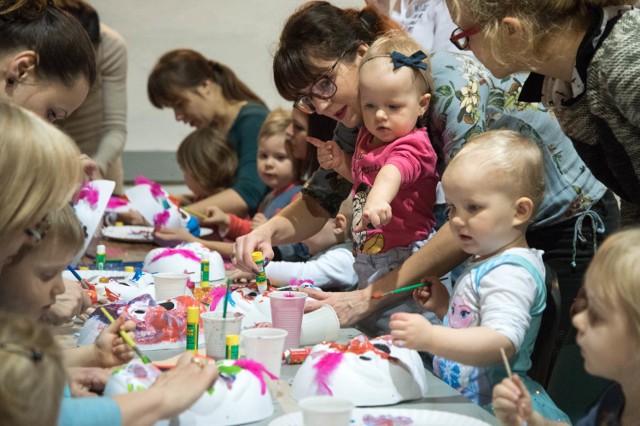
left=153, top=272, right=188, bottom=301
left=269, top=291, right=307, bottom=349
left=240, top=328, right=288, bottom=394
left=300, top=305, right=340, bottom=346
left=299, top=396, right=354, bottom=426
left=201, top=311, right=244, bottom=359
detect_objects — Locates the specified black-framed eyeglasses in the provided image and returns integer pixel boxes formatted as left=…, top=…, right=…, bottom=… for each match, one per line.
left=450, top=25, right=482, bottom=50
left=0, top=342, right=43, bottom=362
left=24, top=214, right=49, bottom=245
left=294, top=47, right=352, bottom=114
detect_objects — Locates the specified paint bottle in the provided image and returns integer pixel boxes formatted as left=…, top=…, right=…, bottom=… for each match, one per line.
left=96, top=245, right=106, bottom=270
left=200, top=254, right=210, bottom=289
left=186, top=306, right=199, bottom=352
left=251, top=251, right=268, bottom=294
left=225, top=334, right=239, bottom=359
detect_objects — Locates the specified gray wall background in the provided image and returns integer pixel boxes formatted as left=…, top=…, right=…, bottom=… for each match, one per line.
left=92, top=0, right=359, bottom=157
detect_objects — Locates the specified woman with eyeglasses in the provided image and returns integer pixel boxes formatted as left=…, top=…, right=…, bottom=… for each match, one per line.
left=444, top=0, right=639, bottom=228
left=234, top=0, right=618, bottom=362
left=147, top=49, right=269, bottom=218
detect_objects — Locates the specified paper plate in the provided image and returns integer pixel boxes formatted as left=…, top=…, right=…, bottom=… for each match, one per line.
left=268, top=407, right=493, bottom=426
left=102, top=225, right=154, bottom=242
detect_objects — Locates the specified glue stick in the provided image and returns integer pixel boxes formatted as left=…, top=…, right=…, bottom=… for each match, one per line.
left=96, top=245, right=106, bottom=270
left=251, top=251, right=268, bottom=294
left=225, top=334, right=239, bottom=359
left=186, top=306, right=200, bottom=352
left=200, top=254, right=210, bottom=289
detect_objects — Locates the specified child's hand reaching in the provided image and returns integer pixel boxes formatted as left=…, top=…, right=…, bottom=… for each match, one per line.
left=353, top=198, right=392, bottom=232
left=203, top=206, right=230, bottom=236
left=153, top=227, right=196, bottom=244
left=93, top=315, right=136, bottom=368
left=307, top=137, right=352, bottom=180
left=251, top=213, right=268, bottom=230
left=389, top=312, right=433, bottom=352
left=413, top=277, right=450, bottom=320
left=492, top=375, right=540, bottom=426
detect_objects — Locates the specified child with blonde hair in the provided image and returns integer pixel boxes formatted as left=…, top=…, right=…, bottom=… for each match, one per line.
left=493, top=227, right=640, bottom=425
left=0, top=312, right=66, bottom=426
left=176, top=126, right=238, bottom=205
left=390, top=130, right=568, bottom=421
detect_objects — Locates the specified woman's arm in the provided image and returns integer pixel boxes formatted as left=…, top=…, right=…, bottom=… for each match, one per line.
left=186, top=188, right=249, bottom=218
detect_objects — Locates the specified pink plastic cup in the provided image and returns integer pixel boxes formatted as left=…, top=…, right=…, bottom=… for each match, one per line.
left=268, top=291, right=307, bottom=349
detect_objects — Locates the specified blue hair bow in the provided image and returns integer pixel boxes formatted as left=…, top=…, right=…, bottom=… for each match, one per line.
left=390, top=50, right=428, bottom=71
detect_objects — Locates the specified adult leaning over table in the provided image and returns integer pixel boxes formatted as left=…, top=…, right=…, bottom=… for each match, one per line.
left=234, top=0, right=618, bottom=352
left=148, top=49, right=269, bottom=218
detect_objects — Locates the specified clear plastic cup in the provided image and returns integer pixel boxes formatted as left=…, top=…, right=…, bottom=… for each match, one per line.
left=299, top=396, right=354, bottom=426
left=153, top=272, right=188, bottom=301
left=240, top=328, right=288, bottom=394
left=268, top=291, right=307, bottom=349
left=201, top=311, right=244, bottom=359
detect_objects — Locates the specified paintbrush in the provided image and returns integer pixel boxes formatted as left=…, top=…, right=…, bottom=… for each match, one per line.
left=183, top=207, right=208, bottom=220
left=66, top=265, right=92, bottom=290
left=100, top=307, right=151, bottom=364
left=500, top=347, right=513, bottom=377
left=371, top=282, right=427, bottom=299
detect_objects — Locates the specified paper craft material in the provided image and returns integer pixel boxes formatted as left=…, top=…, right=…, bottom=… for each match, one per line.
left=66, top=265, right=91, bottom=290
left=153, top=273, right=188, bottom=301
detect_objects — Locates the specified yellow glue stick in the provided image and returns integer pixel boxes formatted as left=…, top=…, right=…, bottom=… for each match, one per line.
left=251, top=251, right=268, bottom=294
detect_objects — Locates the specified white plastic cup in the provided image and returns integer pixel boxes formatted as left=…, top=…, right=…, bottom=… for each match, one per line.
left=269, top=291, right=307, bottom=349
left=240, top=328, right=288, bottom=394
left=300, top=305, right=340, bottom=346
left=153, top=272, right=188, bottom=301
left=201, top=311, right=244, bottom=359
left=299, top=396, right=354, bottom=426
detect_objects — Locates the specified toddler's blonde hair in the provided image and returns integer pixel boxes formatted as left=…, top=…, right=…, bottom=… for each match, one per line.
left=446, top=129, right=545, bottom=214
left=258, top=108, right=302, bottom=181
left=0, top=312, right=65, bottom=426
left=0, top=103, right=81, bottom=236
left=584, top=228, right=640, bottom=342
left=177, top=126, right=238, bottom=196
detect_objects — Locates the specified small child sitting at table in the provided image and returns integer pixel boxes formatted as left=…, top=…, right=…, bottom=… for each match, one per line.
left=389, top=130, right=568, bottom=422
left=231, top=196, right=357, bottom=290
left=492, top=228, right=640, bottom=426
left=0, top=312, right=66, bottom=426
left=0, top=205, right=136, bottom=369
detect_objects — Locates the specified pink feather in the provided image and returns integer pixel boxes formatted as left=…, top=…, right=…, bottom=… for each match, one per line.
left=150, top=248, right=201, bottom=264
left=107, top=196, right=129, bottom=209
left=313, top=351, right=344, bottom=395
left=134, top=175, right=165, bottom=198
left=153, top=210, right=170, bottom=227
left=207, top=286, right=228, bottom=311
left=234, top=358, right=277, bottom=395
left=77, top=183, right=99, bottom=207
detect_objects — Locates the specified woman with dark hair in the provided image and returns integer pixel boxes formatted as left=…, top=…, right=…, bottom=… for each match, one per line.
left=148, top=49, right=269, bottom=217
left=234, top=1, right=618, bottom=347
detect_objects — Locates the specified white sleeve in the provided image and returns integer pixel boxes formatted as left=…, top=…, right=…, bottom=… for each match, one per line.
left=265, top=245, right=357, bottom=290
left=477, top=265, right=538, bottom=350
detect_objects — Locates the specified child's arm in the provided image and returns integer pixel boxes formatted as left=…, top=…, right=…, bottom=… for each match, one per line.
left=354, top=164, right=401, bottom=232
left=412, top=277, right=450, bottom=320
left=64, top=315, right=136, bottom=368
left=308, top=137, right=353, bottom=181
left=390, top=312, right=515, bottom=366
left=493, top=375, right=566, bottom=426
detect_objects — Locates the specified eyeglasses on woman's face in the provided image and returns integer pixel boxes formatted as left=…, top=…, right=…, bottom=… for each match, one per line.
left=450, top=25, right=482, bottom=50
left=24, top=214, right=49, bottom=245
left=294, top=48, right=351, bottom=114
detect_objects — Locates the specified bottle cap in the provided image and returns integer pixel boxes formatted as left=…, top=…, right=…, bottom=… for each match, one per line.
left=98, top=276, right=109, bottom=283
left=115, top=222, right=124, bottom=227
left=187, top=306, right=200, bottom=323
left=251, top=251, right=263, bottom=263
left=225, top=334, right=240, bottom=346
left=124, top=266, right=135, bottom=273
left=79, top=266, right=89, bottom=270
left=97, top=245, right=106, bottom=254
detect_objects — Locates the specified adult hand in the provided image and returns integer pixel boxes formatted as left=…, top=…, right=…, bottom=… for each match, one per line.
left=251, top=213, right=268, bottom=230
left=492, top=375, right=536, bottom=426
left=232, top=226, right=275, bottom=273
left=67, top=367, right=112, bottom=397
left=43, top=279, right=92, bottom=325
left=93, top=315, right=136, bottom=368
left=117, top=209, right=149, bottom=226
left=153, top=227, right=195, bottom=244
left=152, top=352, right=219, bottom=420
left=79, top=154, right=103, bottom=183
left=389, top=312, right=433, bottom=351
left=299, top=287, right=373, bottom=326
left=228, top=269, right=254, bottom=283
left=412, top=276, right=449, bottom=320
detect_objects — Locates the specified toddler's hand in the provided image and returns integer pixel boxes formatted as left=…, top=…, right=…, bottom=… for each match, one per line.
left=67, top=367, right=112, bottom=397
left=117, top=209, right=149, bottom=226
left=413, top=277, right=449, bottom=319
left=94, top=315, right=136, bottom=368
left=353, top=198, right=392, bottom=232
left=492, top=375, right=535, bottom=426
left=251, top=213, right=268, bottom=230
left=389, top=312, right=433, bottom=351
left=153, top=227, right=195, bottom=243
left=203, top=206, right=228, bottom=226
